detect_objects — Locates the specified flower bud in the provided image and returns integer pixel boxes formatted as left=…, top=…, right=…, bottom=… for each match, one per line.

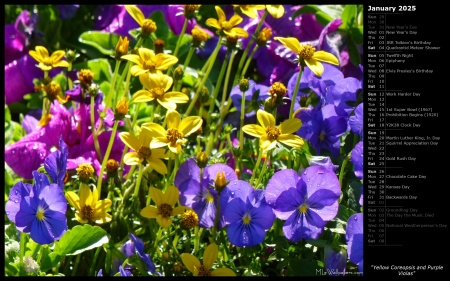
left=196, top=151, right=209, bottom=168
left=115, top=36, right=129, bottom=60
left=77, top=163, right=95, bottom=182
left=239, top=78, right=249, bottom=92
left=214, top=171, right=227, bottom=192
left=141, top=19, right=157, bottom=38
left=106, top=159, right=120, bottom=174
left=184, top=5, right=201, bottom=19
left=88, top=84, right=100, bottom=97
left=65, top=49, right=79, bottom=63
left=115, top=97, right=129, bottom=119
left=174, top=66, right=184, bottom=80
left=256, top=27, right=273, bottom=47
left=154, top=39, right=165, bottom=54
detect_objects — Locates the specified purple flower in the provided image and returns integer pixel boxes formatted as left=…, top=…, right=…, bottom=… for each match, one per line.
left=265, top=166, right=341, bottom=241
left=350, top=141, right=364, bottom=180
left=324, top=246, right=347, bottom=276
left=174, top=158, right=237, bottom=228
left=307, top=156, right=339, bottom=172
left=349, top=103, right=363, bottom=139
left=57, top=5, right=80, bottom=20
left=166, top=5, right=197, bottom=35
left=117, top=233, right=156, bottom=275
left=6, top=171, right=68, bottom=245
left=44, top=136, right=68, bottom=189
left=346, top=213, right=363, bottom=274
left=359, top=185, right=363, bottom=206
left=5, top=102, right=72, bottom=179
left=296, top=105, right=348, bottom=158
left=119, top=266, right=132, bottom=276
left=221, top=180, right=275, bottom=247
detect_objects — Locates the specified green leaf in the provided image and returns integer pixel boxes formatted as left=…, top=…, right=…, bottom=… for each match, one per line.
left=347, top=39, right=361, bottom=66
left=79, top=31, right=120, bottom=56
left=341, top=5, right=357, bottom=30
left=287, top=259, right=323, bottom=276
left=336, top=204, right=356, bottom=223
left=40, top=252, right=62, bottom=272
left=53, top=224, right=109, bottom=256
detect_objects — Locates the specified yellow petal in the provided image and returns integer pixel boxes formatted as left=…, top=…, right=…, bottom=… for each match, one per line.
left=140, top=205, right=158, bottom=218
left=181, top=253, right=201, bottom=274
left=257, top=109, right=275, bottom=128
left=142, top=123, right=167, bottom=138
left=150, top=138, right=169, bottom=149
left=278, top=134, right=305, bottom=148
left=224, top=28, right=249, bottom=38
left=119, top=132, right=140, bottom=151
left=130, top=65, right=147, bottom=76
left=65, top=191, right=80, bottom=211
left=50, top=50, right=66, bottom=62
left=157, top=216, right=172, bottom=229
left=125, top=5, right=145, bottom=26
left=151, top=148, right=169, bottom=159
left=91, top=186, right=99, bottom=205
left=279, top=118, right=302, bottom=134
left=165, top=186, right=180, bottom=207
left=304, top=58, right=324, bottom=77
left=313, top=50, right=339, bottom=65
left=147, top=157, right=168, bottom=175
left=150, top=186, right=164, bottom=206
left=274, top=37, right=301, bottom=54
left=29, top=50, right=44, bottom=63
left=94, top=213, right=112, bottom=224
left=124, top=152, right=141, bottom=165
left=166, top=110, right=181, bottom=129
left=228, top=15, right=243, bottom=27
left=242, top=124, right=265, bottom=138
left=80, top=183, right=93, bottom=206
left=94, top=199, right=112, bottom=214
left=133, top=90, right=154, bottom=103
left=205, top=18, right=221, bottom=30
left=212, top=268, right=236, bottom=276
left=52, top=60, right=70, bottom=68
left=266, top=5, right=285, bottom=19
left=203, top=243, right=218, bottom=270
left=121, top=54, right=141, bottom=65
left=179, top=116, right=202, bottom=137
left=164, top=92, right=189, bottom=103
left=38, top=63, right=52, bottom=72
left=36, top=46, right=49, bottom=59
left=157, top=98, right=177, bottom=110
left=215, top=6, right=226, bottom=23
left=172, top=206, right=187, bottom=216
left=154, top=54, right=178, bottom=71
left=139, top=127, right=153, bottom=148
left=138, top=47, right=155, bottom=61
left=75, top=213, right=89, bottom=224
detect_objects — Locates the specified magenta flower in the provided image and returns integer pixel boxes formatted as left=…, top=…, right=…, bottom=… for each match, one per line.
left=265, top=166, right=341, bottom=241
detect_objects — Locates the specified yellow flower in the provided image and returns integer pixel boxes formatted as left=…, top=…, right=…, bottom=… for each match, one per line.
left=274, top=36, right=339, bottom=77
left=143, top=110, right=203, bottom=154
left=242, top=109, right=304, bottom=151
left=133, top=72, right=189, bottom=110
left=181, top=243, right=236, bottom=276
left=140, top=186, right=187, bottom=229
left=29, top=46, right=69, bottom=72
left=119, top=127, right=168, bottom=174
left=65, top=183, right=112, bottom=224
left=266, top=5, right=285, bottom=19
left=233, top=5, right=265, bottom=19
left=125, top=5, right=157, bottom=38
left=121, top=47, right=178, bottom=76
left=206, top=6, right=248, bottom=38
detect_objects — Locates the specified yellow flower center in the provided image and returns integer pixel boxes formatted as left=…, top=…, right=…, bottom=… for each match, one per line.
left=266, top=126, right=281, bottom=141
left=141, top=19, right=157, bottom=35
left=166, top=128, right=183, bottom=146
left=181, top=209, right=199, bottom=229
left=221, top=21, right=233, bottom=31
left=77, top=163, right=95, bottom=180
left=184, top=5, right=200, bottom=19
left=36, top=207, right=45, bottom=220
left=44, top=81, right=62, bottom=99
left=197, top=265, right=212, bottom=276
left=298, top=45, right=315, bottom=60
left=138, top=145, right=152, bottom=160
left=299, top=203, right=308, bottom=214
left=106, top=159, right=119, bottom=173
left=205, top=191, right=214, bottom=203
left=150, top=87, right=165, bottom=98
left=158, top=203, right=173, bottom=218
left=192, top=26, right=209, bottom=44
left=82, top=205, right=95, bottom=220
left=143, top=59, right=157, bottom=72
left=78, top=69, right=95, bottom=87
left=242, top=213, right=251, bottom=225
left=43, top=57, right=53, bottom=66
left=319, top=131, right=326, bottom=141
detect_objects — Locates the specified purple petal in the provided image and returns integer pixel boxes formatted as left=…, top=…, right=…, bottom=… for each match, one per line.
left=273, top=188, right=302, bottom=220
left=5, top=181, right=33, bottom=223
left=299, top=166, right=341, bottom=199
left=174, top=158, right=200, bottom=188
left=249, top=200, right=275, bottom=230
left=42, top=209, right=68, bottom=241
left=202, top=163, right=237, bottom=188
left=265, top=169, right=300, bottom=207
left=30, top=219, right=55, bottom=245
left=350, top=141, right=364, bottom=180
left=282, top=211, right=322, bottom=242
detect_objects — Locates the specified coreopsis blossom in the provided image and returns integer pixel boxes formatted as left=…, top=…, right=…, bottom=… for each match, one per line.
left=65, top=183, right=112, bottom=224
left=143, top=110, right=203, bottom=154
left=265, top=166, right=341, bottom=241
left=346, top=213, right=364, bottom=274
left=133, top=72, right=189, bottom=110
left=181, top=243, right=236, bottom=276
left=140, top=186, right=187, bottom=229
left=119, top=127, right=168, bottom=175
left=28, top=45, right=69, bottom=72
left=6, top=171, right=68, bottom=245
left=206, top=6, right=248, bottom=38
left=242, top=109, right=304, bottom=151
left=174, top=158, right=238, bottom=228
left=124, top=5, right=157, bottom=38
left=233, top=5, right=265, bottom=19
left=121, top=47, right=178, bottom=76
left=221, top=180, right=275, bottom=247
left=274, top=36, right=339, bottom=77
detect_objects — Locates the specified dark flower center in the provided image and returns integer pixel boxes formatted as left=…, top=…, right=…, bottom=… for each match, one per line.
left=143, top=59, right=156, bottom=72
left=298, top=45, right=315, bottom=60
left=266, top=126, right=280, bottom=141
left=150, top=87, right=165, bottom=98
left=197, top=265, right=212, bottom=276
left=159, top=203, right=173, bottom=218
left=138, top=146, right=152, bottom=160
left=82, top=205, right=94, bottom=220
left=166, top=128, right=183, bottom=146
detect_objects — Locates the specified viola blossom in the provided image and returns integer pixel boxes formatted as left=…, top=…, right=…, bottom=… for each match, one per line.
left=140, top=186, right=187, bottom=229
left=65, top=183, right=112, bottom=224
left=174, top=158, right=238, bottom=228
left=116, top=233, right=157, bottom=275
left=265, top=166, right=341, bottom=241
left=206, top=5, right=248, bottom=38
left=43, top=135, right=68, bottom=189
left=350, top=141, right=364, bottom=180
left=143, top=110, right=203, bottom=154
left=167, top=5, right=199, bottom=35
left=181, top=243, right=236, bottom=276
left=221, top=180, right=275, bottom=247
left=349, top=103, right=364, bottom=139
left=6, top=171, right=68, bottom=245
left=324, top=246, right=347, bottom=276
left=230, top=79, right=270, bottom=119
left=121, top=47, right=178, bottom=76
left=119, top=126, right=168, bottom=175
left=28, top=45, right=69, bottom=72
left=295, top=104, right=348, bottom=159
left=274, top=36, right=339, bottom=77
left=133, top=72, right=189, bottom=110
left=242, top=109, right=304, bottom=152
left=346, top=213, right=364, bottom=274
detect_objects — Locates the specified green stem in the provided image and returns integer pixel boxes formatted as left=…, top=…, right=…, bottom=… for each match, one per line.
left=255, top=150, right=270, bottom=188
left=241, top=45, right=259, bottom=79
left=184, top=36, right=223, bottom=117
left=88, top=247, right=102, bottom=276
left=103, top=60, right=121, bottom=115
left=183, top=46, right=195, bottom=72
left=97, top=120, right=120, bottom=196
left=133, top=163, right=144, bottom=199
left=339, top=155, right=350, bottom=188
left=19, top=232, right=26, bottom=264
left=250, top=148, right=263, bottom=186
left=90, top=96, right=102, bottom=161
left=71, top=254, right=81, bottom=276
left=207, top=50, right=230, bottom=127
left=290, top=66, right=303, bottom=119
left=173, top=18, right=189, bottom=58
